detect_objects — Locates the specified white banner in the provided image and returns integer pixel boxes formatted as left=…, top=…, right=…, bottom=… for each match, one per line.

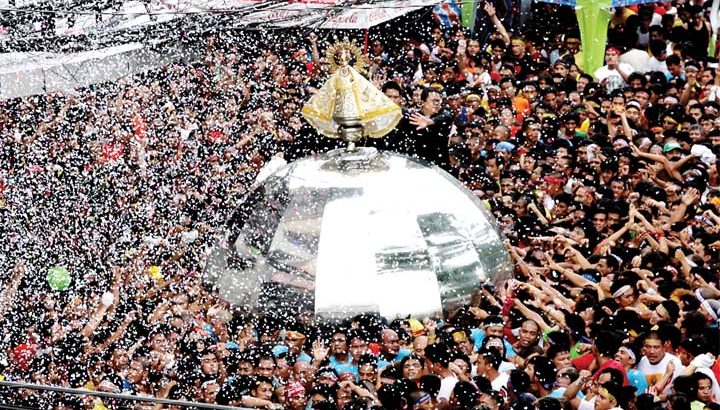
left=318, top=0, right=440, bottom=29
left=240, top=0, right=440, bottom=29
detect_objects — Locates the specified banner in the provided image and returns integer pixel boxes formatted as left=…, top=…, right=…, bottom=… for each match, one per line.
left=460, top=0, right=478, bottom=31
left=575, top=0, right=612, bottom=75
left=433, top=0, right=461, bottom=28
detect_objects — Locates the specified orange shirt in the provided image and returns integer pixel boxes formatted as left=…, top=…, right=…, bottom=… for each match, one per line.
left=513, top=96, right=531, bottom=123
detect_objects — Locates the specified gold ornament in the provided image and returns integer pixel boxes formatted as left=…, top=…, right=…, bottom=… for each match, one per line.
left=302, top=37, right=402, bottom=147
left=325, top=37, right=367, bottom=74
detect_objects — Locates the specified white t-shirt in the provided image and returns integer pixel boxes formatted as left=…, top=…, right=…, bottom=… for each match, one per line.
left=491, top=372, right=510, bottom=392
left=594, top=63, right=634, bottom=92
left=620, top=49, right=649, bottom=74
left=637, top=353, right=683, bottom=393
left=578, top=396, right=595, bottom=410
left=437, top=375, right=459, bottom=400
left=636, top=28, right=650, bottom=47
left=646, top=57, right=669, bottom=75
left=466, top=71, right=492, bottom=87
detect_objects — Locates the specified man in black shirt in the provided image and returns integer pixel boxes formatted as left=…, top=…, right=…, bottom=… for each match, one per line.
left=387, top=88, right=452, bottom=170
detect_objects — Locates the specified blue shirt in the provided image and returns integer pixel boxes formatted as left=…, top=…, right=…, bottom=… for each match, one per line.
left=377, top=348, right=412, bottom=369
left=329, top=355, right=356, bottom=378
left=471, top=328, right=516, bottom=358
left=628, top=368, right=648, bottom=394
left=272, top=345, right=312, bottom=363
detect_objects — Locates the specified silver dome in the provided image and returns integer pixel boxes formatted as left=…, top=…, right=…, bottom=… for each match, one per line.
left=205, top=148, right=511, bottom=320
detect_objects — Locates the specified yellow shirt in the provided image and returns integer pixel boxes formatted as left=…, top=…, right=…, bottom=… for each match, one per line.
left=610, top=8, right=636, bottom=28
left=578, top=118, right=590, bottom=134
left=93, top=399, right=109, bottom=410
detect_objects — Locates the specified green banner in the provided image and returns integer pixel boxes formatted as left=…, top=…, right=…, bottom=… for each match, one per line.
left=576, top=0, right=612, bottom=76
left=461, top=0, right=477, bottom=31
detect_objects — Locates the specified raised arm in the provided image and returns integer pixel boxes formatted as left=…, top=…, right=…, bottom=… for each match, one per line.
left=92, top=311, right=138, bottom=354
left=671, top=153, right=696, bottom=171
left=562, top=241, right=593, bottom=270
left=309, top=33, right=320, bottom=69
left=669, top=188, right=700, bottom=225
left=596, top=216, right=633, bottom=250
left=619, top=109, right=634, bottom=139
left=530, top=272, right=576, bottom=310
left=484, top=2, right=510, bottom=46
left=81, top=267, right=123, bottom=338
left=513, top=298, right=552, bottom=333
left=0, top=261, right=25, bottom=319
left=630, top=143, right=681, bottom=180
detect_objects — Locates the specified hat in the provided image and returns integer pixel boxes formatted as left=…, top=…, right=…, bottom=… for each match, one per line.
left=408, top=318, right=425, bottom=337
left=700, top=299, right=720, bottom=321
left=614, top=139, right=629, bottom=149
left=272, top=345, right=289, bottom=357
left=618, top=345, right=639, bottom=365
left=524, top=116, right=540, bottom=126
left=496, top=142, right=515, bottom=152
left=655, top=300, right=679, bottom=323
left=663, top=141, right=682, bottom=152
left=626, top=100, right=642, bottom=111
left=599, top=384, right=625, bottom=407
left=315, top=367, right=338, bottom=383
left=610, top=279, right=634, bottom=299
left=685, top=60, right=700, bottom=72
left=285, top=382, right=306, bottom=399
left=466, top=93, right=482, bottom=102
left=543, top=175, right=566, bottom=184
left=691, top=144, right=717, bottom=165
left=484, top=315, right=504, bottom=328
left=695, top=287, right=720, bottom=302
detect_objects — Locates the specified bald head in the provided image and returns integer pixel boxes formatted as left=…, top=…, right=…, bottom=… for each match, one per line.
left=414, top=336, right=428, bottom=357
left=381, top=329, right=400, bottom=357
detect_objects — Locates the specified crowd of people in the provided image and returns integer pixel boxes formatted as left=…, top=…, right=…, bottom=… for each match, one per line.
left=1, top=0, right=720, bottom=409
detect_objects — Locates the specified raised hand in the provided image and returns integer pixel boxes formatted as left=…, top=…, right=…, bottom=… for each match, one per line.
left=483, top=2, right=497, bottom=18
left=409, top=113, right=433, bottom=130
left=681, top=188, right=700, bottom=206
left=312, top=339, right=329, bottom=362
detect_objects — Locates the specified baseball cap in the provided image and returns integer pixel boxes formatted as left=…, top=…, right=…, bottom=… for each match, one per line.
left=663, top=141, right=682, bottom=153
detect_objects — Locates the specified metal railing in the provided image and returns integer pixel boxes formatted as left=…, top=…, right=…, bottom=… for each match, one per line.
left=0, top=381, right=252, bottom=409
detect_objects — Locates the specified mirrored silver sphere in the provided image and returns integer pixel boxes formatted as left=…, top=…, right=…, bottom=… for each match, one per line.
left=205, top=148, right=511, bottom=320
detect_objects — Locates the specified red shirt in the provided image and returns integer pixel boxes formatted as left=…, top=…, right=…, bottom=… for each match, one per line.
left=594, top=359, right=630, bottom=386
left=573, top=354, right=630, bottom=386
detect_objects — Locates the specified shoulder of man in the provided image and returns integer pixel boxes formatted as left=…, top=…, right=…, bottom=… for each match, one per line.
left=432, top=110, right=454, bottom=125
